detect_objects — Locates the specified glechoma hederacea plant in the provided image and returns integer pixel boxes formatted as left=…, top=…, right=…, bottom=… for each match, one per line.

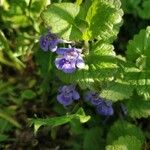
left=29, top=0, right=150, bottom=149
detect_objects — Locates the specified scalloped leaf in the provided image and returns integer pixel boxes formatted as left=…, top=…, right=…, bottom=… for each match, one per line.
left=107, top=120, right=144, bottom=144
left=100, top=79, right=134, bottom=102
left=106, top=136, right=142, bottom=150
left=125, top=97, right=150, bottom=119
left=126, top=26, right=150, bottom=99
left=83, top=0, right=123, bottom=42
left=127, top=26, right=150, bottom=69
left=41, top=3, right=82, bottom=40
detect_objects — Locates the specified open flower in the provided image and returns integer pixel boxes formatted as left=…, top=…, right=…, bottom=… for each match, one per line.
left=55, top=46, right=85, bottom=73
left=55, top=57, right=76, bottom=73
left=40, top=31, right=62, bottom=52
left=57, top=85, right=80, bottom=106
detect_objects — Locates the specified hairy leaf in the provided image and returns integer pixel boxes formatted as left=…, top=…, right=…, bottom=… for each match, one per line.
left=100, top=79, right=134, bottom=101
left=107, top=120, right=144, bottom=144
left=41, top=3, right=82, bottom=40
left=106, top=136, right=142, bottom=150
left=83, top=0, right=123, bottom=42
left=127, top=26, right=150, bottom=99
left=125, top=97, right=150, bottom=118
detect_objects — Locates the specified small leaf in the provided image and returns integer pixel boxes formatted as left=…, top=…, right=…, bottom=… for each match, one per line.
left=106, top=136, right=142, bottom=150
left=137, top=0, right=150, bottom=19
left=107, top=120, right=144, bottom=144
left=127, top=26, right=150, bottom=69
left=21, top=89, right=36, bottom=100
left=75, top=108, right=91, bottom=123
left=125, top=97, right=150, bottom=119
left=83, top=127, right=104, bottom=150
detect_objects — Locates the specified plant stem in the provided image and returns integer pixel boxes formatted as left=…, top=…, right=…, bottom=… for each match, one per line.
left=84, top=40, right=89, bottom=55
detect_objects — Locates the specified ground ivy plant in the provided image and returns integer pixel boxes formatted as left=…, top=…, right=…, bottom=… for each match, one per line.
left=30, top=0, right=150, bottom=149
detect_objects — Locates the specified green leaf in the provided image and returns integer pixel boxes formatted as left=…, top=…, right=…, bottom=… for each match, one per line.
left=2, top=0, right=31, bottom=28
left=0, top=119, right=13, bottom=133
left=127, top=26, right=150, bottom=99
left=120, top=0, right=140, bottom=15
left=127, top=26, right=150, bottom=69
left=0, top=134, right=9, bottom=142
left=100, top=79, right=134, bottom=101
left=0, top=111, right=21, bottom=128
left=21, top=89, right=36, bottom=100
left=8, top=15, right=31, bottom=28
left=30, top=108, right=90, bottom=134
left=106, top=136, right=142, bottom=150
left=35, top=49, right=52, bottom=76
left=76, top=0, right=83, bottom=6
left=76, top=108, right=91, bottom=123
left=83, top=127, right=104, bottom=150
left=83, top=0, right=123, bottom=41
left=41, top=3, right=82, bottom=40
left=136, top=71, right=150, bottom=100
left=107, top=120, right=144, bottom=144
left=30, top=0, right=47, bottom=14
left=125, top=97, right=150, bottom=118
left=88, top=45, right=134, bottom=101
left=137, top=0, right=150, bottom=19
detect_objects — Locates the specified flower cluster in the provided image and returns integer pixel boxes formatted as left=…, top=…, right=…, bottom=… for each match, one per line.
left=40, top=31, right=114, bottom=117
left=57, top=85, right=80, bottom=106
left=85, top=91, right=114, bottom=116
left=40, top=31, right=85, bottom=73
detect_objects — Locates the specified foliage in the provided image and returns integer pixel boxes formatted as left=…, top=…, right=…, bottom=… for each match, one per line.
left=106, top=135, right=142, bottom=150
left=107, top=120, right=144, bottom=144
left=121, top=0, right=150, bottom=19
left=0, top=0, right=150, bottom=149
left=30, top=108, right=90, bottom=134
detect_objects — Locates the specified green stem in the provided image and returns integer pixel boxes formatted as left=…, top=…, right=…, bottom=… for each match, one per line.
left=0, top=111, right=21, bottom=128
left=84, top=40, right=89, bottom=55
left=0, top=30, right=25, bottom=71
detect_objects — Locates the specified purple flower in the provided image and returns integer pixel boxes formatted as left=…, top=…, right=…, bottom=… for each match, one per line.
left=96, top=100, right=114, bottom=116
left=84, top=91, right=114, bottom=116
left=40, top=31, right=62, bottom=52
left=84, top=91, right=103, bottom=106
left=55, top=57, right=76, bottom=73
left=55, top=47, right=85, bottom=73
left=57, top=85, right=80, bottom=106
